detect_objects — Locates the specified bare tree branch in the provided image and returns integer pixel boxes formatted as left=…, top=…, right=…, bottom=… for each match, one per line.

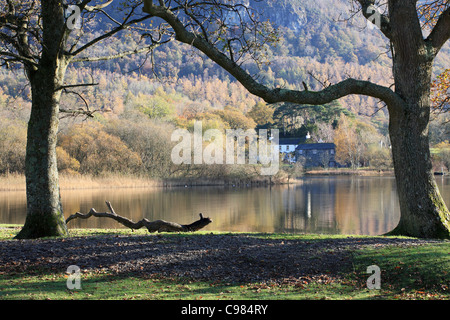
left=68, top=14, right=153, bottom=57
left=84, top=0, right=114, bottom=12
left=71, top=42, right=166, bottom=62
left=0, top=50, right=38, bottom=66
left=56, top=82, right=99, bottom=91
left=59, top=107, right=100, bottom=119
left=59, top=87, right=105, bottom=120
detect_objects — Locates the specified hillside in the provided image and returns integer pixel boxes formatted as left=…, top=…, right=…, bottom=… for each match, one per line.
left=0, top=0, right=449, bottom=177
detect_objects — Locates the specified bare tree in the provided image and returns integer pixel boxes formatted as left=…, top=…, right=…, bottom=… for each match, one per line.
left=0, top=0, right=166, bottom=238
left=143, top=0, right=450, bottom=238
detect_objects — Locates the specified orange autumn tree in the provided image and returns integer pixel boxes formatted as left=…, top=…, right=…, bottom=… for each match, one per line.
left=418, top=1, right=449, bottom=114
left=431, top=69, right=450, bottom=114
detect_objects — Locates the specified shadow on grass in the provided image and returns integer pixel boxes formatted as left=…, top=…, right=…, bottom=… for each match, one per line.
left=0, top=232, right=448, bottom=299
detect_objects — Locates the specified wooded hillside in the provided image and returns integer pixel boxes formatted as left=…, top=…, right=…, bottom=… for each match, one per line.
left=0, top=0, right=449, bottom=177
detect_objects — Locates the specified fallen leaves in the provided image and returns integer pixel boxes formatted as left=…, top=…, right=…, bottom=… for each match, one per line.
left=0, top=233, right=446, bottom=298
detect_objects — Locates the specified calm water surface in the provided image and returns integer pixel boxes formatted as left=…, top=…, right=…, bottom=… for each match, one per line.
left=1, top=176, right=449, bottom=236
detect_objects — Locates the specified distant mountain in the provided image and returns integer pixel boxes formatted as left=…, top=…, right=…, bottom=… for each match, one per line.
left=1, top=0, right=449, bottom=120
left=1, top=0, right=449, bottom=178
left=81, top=0, right=449, bottom=95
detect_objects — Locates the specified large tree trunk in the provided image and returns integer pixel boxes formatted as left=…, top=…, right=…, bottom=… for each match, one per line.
left=15, top=69, right=68, bottom=239
left=15, top=0, right=69, bottom=239
left=386, top=4, right=450, bottom=239
left=388, top=100, right=450, bottom=239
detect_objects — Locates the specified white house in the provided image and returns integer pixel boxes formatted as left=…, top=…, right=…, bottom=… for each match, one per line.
left=279, top=137, right=303, bottom=153
left=278, top=137, right=304, bottom=163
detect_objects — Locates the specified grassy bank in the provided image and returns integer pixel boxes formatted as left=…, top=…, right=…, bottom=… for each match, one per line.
left=0, top=226, right=448, bottom=300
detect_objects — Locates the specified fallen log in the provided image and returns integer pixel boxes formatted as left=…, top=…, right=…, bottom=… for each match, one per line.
left=65, top=201, right=212, bottom=233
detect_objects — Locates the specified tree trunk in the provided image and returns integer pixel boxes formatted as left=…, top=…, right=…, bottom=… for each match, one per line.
left=388, top=103, right=450, bottom=239
left=15, top=66, right=69, bottom=239
left=386, top=9, right=450, bottom=238
left=15, top=0, right=70, bottom=239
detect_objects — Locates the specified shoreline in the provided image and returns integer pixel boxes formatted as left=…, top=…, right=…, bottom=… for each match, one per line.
left=0, top=169, right=397, bottom=192
left=0, top=174, right=285, bottom=191
left=0, top=174, right=163, bottom=192
left=304, top=168, right=394, bottom=176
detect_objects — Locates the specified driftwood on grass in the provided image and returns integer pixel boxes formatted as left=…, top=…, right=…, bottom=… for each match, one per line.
left=65, top=201, right=212, bottom=233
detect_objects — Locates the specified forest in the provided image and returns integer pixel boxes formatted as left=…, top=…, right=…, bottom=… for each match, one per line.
left=0, top=0, right=449, bottom=180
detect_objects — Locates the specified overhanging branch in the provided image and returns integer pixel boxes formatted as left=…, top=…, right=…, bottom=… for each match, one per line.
left=426, top=7, right=450, bottom=54
left=143, top=1, right=405, bottom=112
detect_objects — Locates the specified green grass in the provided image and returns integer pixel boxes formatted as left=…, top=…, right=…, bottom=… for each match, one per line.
left=0, top=226, right=449, bottom=300
left=0, top=273, right=369, bottom=300
left=352, top=242, right=450, bottom=299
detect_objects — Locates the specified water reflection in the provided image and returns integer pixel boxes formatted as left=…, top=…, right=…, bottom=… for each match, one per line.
left=1, top=176, right=449, bottom=236
left=280, top=176, right=401, bottom=235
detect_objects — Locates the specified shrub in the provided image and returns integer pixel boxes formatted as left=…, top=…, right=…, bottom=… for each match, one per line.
left=0, top=119, right=26, bottom=174
left=58, top=123, right=143, bottom=176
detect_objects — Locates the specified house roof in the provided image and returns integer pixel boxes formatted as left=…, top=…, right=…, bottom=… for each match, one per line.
left=296, top=143, right=336, bottom=150
left=279, top=137, right=305, bottom=145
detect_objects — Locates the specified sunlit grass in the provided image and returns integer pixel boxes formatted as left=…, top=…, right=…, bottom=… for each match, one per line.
left=352, top=242, right=450, bottom=299
left=0, top=270, right=380, bottom=300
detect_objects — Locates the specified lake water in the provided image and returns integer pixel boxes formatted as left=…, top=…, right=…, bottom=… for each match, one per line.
left=1, top=176, right=449, bottom=236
